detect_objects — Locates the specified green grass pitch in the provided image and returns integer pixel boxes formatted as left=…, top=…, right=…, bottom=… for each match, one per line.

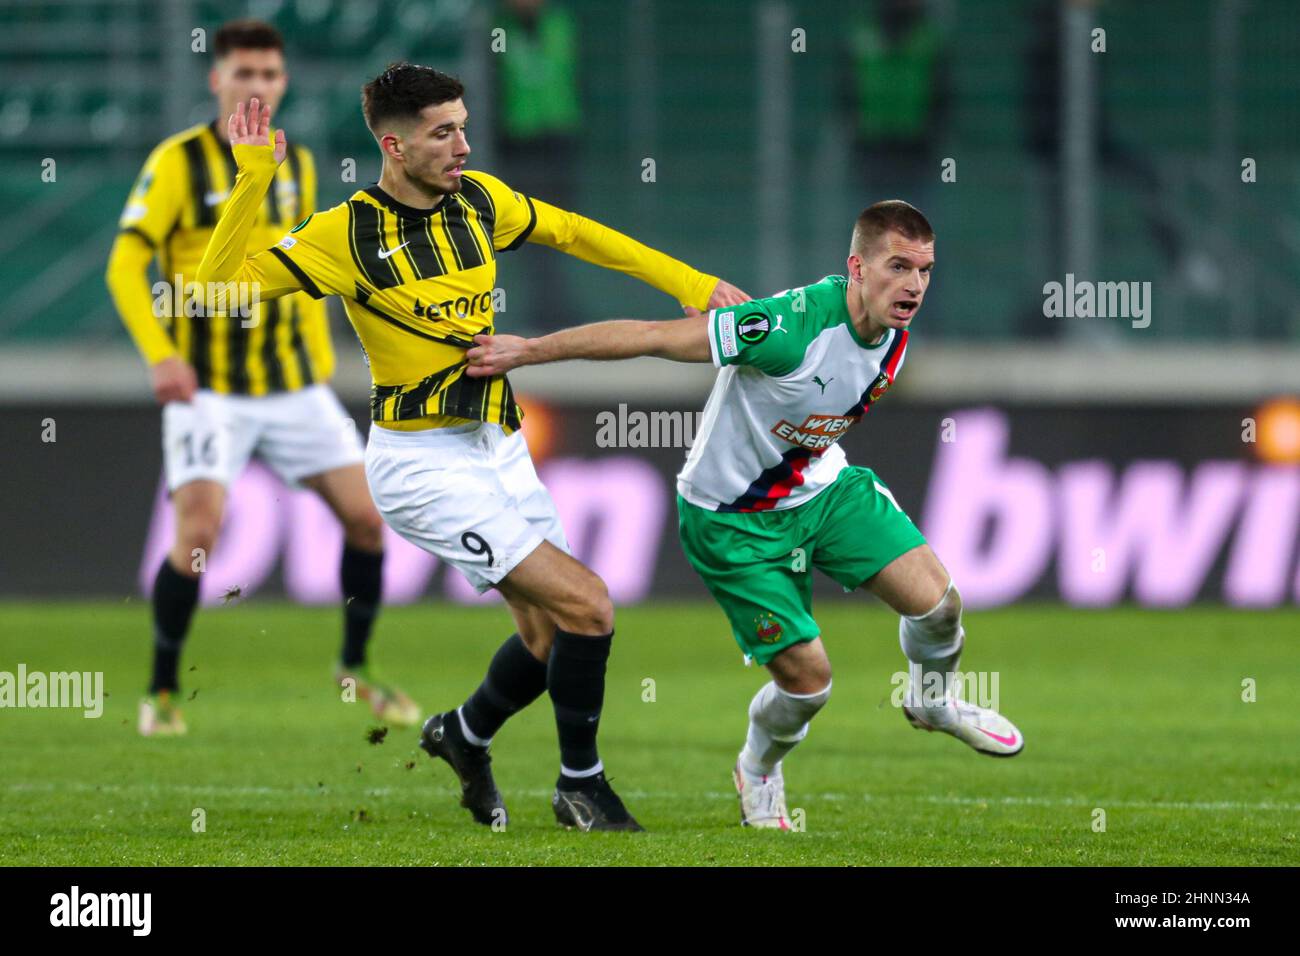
left=1, top=600, right=1296, bottom=866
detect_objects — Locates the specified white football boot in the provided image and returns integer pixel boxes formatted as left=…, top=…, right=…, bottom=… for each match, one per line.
left=138, top=691, right=187, bottom=737
left=733, top=759, right=792, bottom=829
left=902, top=692, right=1024, bottom=757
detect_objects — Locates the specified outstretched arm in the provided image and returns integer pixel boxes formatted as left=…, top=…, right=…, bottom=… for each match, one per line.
left=523, top=195, right=751, bottom=311
left=465, top=313, right=712, bottom=378
left=193, top=98, right=307, bottom=303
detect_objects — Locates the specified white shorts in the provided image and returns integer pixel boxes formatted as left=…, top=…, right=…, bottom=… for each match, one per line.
left=162, top=384, right=364, bottom=492
left=364, top=421, right=570, bottom=593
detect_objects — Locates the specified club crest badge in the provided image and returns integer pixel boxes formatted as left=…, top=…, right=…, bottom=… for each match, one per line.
left=755, top=611, right=783, bottom=644
left=867, top=371, right=892, bottom=404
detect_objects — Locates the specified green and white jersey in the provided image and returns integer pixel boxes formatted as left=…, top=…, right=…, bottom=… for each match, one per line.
left=676, top=275, right=910, bottom=512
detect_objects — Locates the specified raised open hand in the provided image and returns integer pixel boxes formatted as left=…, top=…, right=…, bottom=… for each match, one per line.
left=227, top=97, right=286, bottom=164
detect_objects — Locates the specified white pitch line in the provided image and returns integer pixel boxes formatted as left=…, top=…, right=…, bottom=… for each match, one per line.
left=879, top=794, right=1300, bottom=814
left=6, top=781, right=1299, bottom=814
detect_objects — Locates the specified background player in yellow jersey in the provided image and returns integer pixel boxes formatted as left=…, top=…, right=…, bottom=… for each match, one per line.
left=105, top=21, right=419, bottom=737
left=194, top=63, right=749, bottom=830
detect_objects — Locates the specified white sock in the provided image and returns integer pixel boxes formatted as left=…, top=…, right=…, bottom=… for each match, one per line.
left=559, top=760, right=604, bottom=780
left=898, top=582, right=964, bottom=718
left=739, top=680, right=832, bottom=777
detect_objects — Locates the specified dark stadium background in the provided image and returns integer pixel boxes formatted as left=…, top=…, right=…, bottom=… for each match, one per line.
left=1, top=0, right=1297, bottom=608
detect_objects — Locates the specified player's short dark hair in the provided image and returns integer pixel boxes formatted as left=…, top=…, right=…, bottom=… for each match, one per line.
left=362, top=62, right=465, bottom=132
left=213, top=19, right=285, bottom=60
left=851, top=200, right=935, bottom=256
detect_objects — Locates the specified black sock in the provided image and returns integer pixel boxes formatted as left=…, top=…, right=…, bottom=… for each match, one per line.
left=458, top=633, right=549, bottom=745
left=547, top=628, right=613, bottom=780
left=340, top=545, right=384, bottom=669
left=150, top=557, right=199, bottom=694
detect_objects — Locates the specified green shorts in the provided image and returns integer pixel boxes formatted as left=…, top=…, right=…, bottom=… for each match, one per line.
left=677, top=466, right=927, bottom=666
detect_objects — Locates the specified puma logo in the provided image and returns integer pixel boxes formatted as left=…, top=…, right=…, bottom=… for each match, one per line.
left=813, top=375, right=834, bottom=394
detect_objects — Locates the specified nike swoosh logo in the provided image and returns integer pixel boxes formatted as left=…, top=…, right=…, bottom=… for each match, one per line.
left=560, top=794, right=593, bottom=831
left=976, top=727, right=1019, bottom=747
left=377, top=242, right=410, bottom=260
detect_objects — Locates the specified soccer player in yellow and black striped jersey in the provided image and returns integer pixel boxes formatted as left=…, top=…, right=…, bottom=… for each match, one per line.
left=105, top=20, right=419, bottom=738
left=196, top=62, right=750, bottom=830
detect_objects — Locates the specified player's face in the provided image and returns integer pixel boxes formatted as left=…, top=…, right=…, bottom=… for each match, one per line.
left=396, top=99, right=471, bottom=195
left=210, top=49, right=288, bottom=123
left=851, top=232, right=935, bottom=330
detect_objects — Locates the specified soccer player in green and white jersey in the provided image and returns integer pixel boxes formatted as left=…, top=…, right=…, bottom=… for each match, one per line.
left=462, top=200, right=1024, bottom=829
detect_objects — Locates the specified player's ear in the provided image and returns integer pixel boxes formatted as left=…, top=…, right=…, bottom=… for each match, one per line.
left=381, top=132, right=403, bottom=162
left=208, top=68, right=220, bottom=97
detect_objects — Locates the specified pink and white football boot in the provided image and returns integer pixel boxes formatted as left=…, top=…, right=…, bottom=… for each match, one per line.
left=902, top=693, right=1024, bottom=757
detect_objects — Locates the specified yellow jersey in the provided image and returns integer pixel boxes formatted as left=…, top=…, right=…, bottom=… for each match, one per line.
left=195, top=141, right=718, bottom=431
left=106, top=121, right=332, bottom=394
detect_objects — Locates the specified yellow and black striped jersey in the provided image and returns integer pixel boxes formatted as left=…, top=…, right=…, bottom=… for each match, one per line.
left=105, top=120, right=332, bottom=394
left=195, top=141, right=719, bottom=430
